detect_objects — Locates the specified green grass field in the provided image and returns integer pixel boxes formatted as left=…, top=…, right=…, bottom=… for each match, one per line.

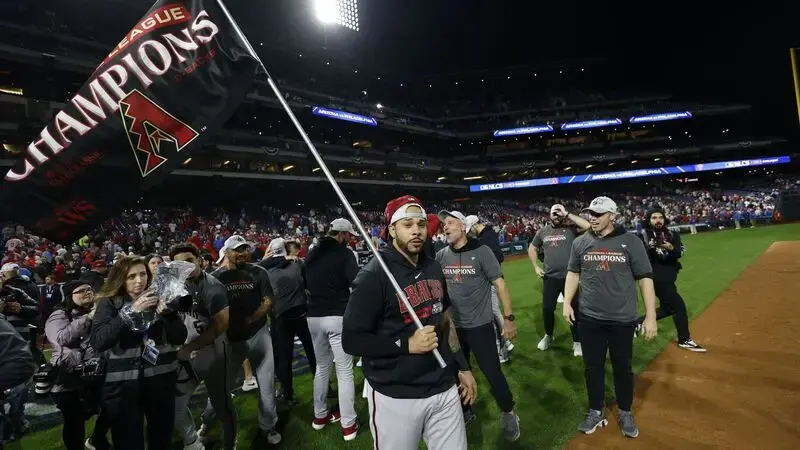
left=18, top=224, right=800, bottom=450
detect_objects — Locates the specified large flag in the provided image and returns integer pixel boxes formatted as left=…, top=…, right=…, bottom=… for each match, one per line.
left=0, top=0, right=260, bottom=243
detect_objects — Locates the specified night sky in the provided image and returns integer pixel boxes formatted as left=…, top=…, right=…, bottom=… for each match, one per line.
left=231, top=1, right=799, bottom=135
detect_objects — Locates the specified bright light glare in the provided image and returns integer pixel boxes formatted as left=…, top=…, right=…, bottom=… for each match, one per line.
left=314, top=0, right=359, bottom=31
left=314, top=0, right=337, bottom=23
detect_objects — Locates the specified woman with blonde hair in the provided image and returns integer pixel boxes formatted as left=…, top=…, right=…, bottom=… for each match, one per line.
left=90, top=256, right=187, bottom=450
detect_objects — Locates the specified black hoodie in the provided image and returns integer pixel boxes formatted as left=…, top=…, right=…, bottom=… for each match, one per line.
left=305, top=236, right=359, bottom=317
left=260, top=256, right=308, bottom=319
left=0, top=318, right=35, bottom=391
left=342, top=245, right=456, bottom=399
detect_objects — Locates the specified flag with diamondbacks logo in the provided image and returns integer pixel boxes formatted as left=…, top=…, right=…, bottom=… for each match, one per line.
left=0, top=0, right=260, bottom=243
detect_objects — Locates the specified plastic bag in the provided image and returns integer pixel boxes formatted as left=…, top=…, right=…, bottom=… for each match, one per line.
left=123, top=260, right=196, bottom=332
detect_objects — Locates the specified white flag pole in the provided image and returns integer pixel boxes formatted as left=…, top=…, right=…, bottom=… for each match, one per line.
left=215, top=0, right=447, bottom=368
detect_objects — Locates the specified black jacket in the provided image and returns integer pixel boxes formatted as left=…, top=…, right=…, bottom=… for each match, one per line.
left=260, top=256, right=308, bottom=319
left=342, top=245, right=456, bottom=399
left=0, top=284, right=39, bottom=337
left=5, top=275, right=39, bottom=302
left=640, top=226, right=683, bottom=282
left=477, top=225, right=504, bottom=264
left=0, top=318, right=35, bottom=391
left=305, top=236, right=359, bottom=317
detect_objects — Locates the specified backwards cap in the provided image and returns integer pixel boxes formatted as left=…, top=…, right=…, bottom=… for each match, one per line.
left=384, top=195, right=426, bottom=225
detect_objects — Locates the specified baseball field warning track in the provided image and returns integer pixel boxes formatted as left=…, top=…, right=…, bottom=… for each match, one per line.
left=565, top=240, right=800, bottom=450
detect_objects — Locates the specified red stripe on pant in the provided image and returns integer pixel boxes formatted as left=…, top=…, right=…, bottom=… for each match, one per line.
left=371, top=389, right=379, bottom=450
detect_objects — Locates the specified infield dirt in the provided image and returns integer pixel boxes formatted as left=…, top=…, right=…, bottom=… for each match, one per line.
left=565, top=240, right=800, bottom=450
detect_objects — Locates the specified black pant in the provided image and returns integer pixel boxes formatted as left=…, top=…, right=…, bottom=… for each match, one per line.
left=542, top=276, right=580, bottom=342
left=271, top=309, right=316, bottom=401
left=579, top=315, right=635, bottom=411
left=52, top=389, right=111, bottom=450
left=101, top=373, right=176, bottom=450
left=457, top=322, right=514, bottom=412
left=637, top=281, right=691, bottom=342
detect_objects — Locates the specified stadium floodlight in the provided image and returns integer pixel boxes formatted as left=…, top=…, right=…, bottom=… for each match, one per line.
left=314, top=0, right=360, bottom=31
left=560, top=118, right=622, bottom=131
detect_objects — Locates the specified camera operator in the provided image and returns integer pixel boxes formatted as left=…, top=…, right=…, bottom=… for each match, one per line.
left=90, top=256, right=188, bottom=450
left=637, top=208, right=705, bottom=352
left=45, top=281, right=111, bottom=450
left=0, top=274, right=38, bottom=437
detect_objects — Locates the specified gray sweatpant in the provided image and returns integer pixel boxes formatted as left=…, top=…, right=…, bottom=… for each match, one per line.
left=365, top=382, right=467, bottom=450
left=174, top=337, right=236, bottom=449
left=307, top=316, right=357, bottom=428
left=203, top=324, right=278, bottom=435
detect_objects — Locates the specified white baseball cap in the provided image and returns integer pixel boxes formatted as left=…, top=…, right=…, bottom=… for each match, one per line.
left=330, top=218, right=359, bottom=236
left=216, top=235, right=250, bottom=264
left=464, top=215, right=480, bottom=231
left=437, top=210, right=468, bottom=226
left=0, top=263, right=20, bottom=274
left=583, top=196, right=619, bottom=214
left=267, top=238, right=287, bottom=256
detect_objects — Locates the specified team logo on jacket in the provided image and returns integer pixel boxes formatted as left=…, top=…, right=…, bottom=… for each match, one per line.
left=396, top=279, right=444, bottom=324
left=583, top=248, right=627, bottom=272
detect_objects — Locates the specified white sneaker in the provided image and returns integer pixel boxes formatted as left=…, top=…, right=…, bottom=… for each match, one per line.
left=537, top=335, right=553, bottom=351
left=356, top=358, right=362, bottom=367
left=84, top=439, right=96, bottom=450
left=184, top=437, right=205, bottom=450
left=505, top=340, right=515, bottom=352
left=573, top=342, right=583, bottom=357
left=242, top=378, right=258, bottom=392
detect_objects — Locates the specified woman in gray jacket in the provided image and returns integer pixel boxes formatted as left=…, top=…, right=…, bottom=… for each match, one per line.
left=45, top=281, right=111, bottom=450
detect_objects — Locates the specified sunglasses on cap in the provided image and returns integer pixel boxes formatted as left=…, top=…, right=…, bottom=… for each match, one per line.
left=73, top=287, right=94, bottom=295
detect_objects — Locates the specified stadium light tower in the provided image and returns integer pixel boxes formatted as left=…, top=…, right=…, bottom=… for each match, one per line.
left=313, top=0, right=360, bottom=31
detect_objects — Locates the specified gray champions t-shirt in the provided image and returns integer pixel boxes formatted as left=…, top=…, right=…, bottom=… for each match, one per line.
left=567, top=229, right=653, bottom=323
left=531, top=224, right=580, bottom=278
left=436, top=242, right=502, bottom=328
left=181, top=272, right=229, bottom=344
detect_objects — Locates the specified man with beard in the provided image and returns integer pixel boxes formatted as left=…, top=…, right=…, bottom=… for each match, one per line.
left=210, top=236, right=281, bottom=446
left=169, top=243, right=234, bottom=450
left=437, top=210, right=521, bottom=441
left=528, top=204, right=590, bottom=357
left=636, top=208, right=705, bottom=352
left=563, top=196, right=657, bottom=438
left=304, top=218, right=360, bottom=440
left=343, top=196, right=477, bottom=450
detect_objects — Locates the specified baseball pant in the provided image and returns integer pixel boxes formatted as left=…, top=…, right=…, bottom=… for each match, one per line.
left=542, top=276, right=580, bottom=342
left=456, top=322, right=514, bottom=412
left=307, top=316, right=357, bottom=428
left=636, top=281, right=691, bottom=342
left=579, top=315, right=635, bottom=411
left=203, top=324, right=278, bottom=433
left=174, top=337, right=236, bottom=449
left=365, top=382, right=467, bottom=450
left=271, top=310, right=316, bottom=400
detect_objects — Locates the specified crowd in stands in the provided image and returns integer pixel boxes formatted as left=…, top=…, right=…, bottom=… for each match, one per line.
left=2, top=179, right=795, bottom=291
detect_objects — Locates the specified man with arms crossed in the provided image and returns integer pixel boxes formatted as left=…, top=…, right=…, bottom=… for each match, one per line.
left=169, top=243, right=234, bottom=450
left=562, top=196, right=657, bottom=438
left=343, top=195, right=477, bottom=450
left=437, top=210, right=521, bottom=441
left=529, top=204, right=590, bottom=356
left=211, top=236, right=281, bottom=445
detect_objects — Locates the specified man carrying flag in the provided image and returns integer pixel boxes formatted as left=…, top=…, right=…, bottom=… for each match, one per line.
left=343, top=195, right=477, bottom=450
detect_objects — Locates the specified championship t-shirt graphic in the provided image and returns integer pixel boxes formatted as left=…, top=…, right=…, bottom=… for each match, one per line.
left=583, top=247, right=627, bottom=272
